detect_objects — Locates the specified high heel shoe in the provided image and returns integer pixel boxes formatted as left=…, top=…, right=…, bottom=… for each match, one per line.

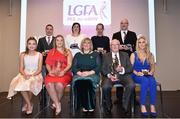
left=82, top=108, right=88, bottom=112
left=150, top=112, right=157, bottom=117
left=150, top=105, right=157, bottom=117
left=140, top=105, right=148, bottom=117
left=26, top=104, right=33, bottom=115
left=141, top=112, right=149, bottom=117
left=55, top=103, right=61, bottom=115
left=88, top=109, right=94, bottom=112
left=50, top=103, right=56, bottom=110
left=22, top=104, right=27, bottom=112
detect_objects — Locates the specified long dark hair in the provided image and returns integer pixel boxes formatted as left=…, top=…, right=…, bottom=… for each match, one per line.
left=72, top=22, right=81, bottom=34
left=24, top=37, right=37, bottom=54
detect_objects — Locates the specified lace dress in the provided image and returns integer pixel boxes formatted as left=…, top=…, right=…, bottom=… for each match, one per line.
left=7, top=52, right=43, bottom=99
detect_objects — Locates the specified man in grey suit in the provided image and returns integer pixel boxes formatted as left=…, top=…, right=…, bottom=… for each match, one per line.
left=101, top=39, right=135, bottom=114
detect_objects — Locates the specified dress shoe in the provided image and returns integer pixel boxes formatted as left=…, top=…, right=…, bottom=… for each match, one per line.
left=122, top=106, right=130, bottom=115
left=104, top=108, right=111, bottom=115
left=150, top=112, right=157, bottom=117
left=114, top=99, right=122, bottom=105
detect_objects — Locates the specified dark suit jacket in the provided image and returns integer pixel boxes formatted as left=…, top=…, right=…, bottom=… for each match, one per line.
left=112, top=30, right=137, bottom=56
left=102, top=51, right=133, bottom=80
left=37, top=36, right=55, bottom=65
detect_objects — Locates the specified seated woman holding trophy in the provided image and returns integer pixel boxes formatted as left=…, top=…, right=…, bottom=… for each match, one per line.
left=130, top=35, right=157, bottom=117
left=71, top=37, right=101, bottom=112
left=45, top=35, right=73, bottom=115
left=101, top=39, right=135, bottom=114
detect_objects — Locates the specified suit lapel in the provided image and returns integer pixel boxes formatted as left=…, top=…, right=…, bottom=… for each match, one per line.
left=118, top=31, right=123, bottom=44
left=108, top=52, right=113, bottom=64
left=119, top=51, right=124, bottom=66
left=44, top=38, right=49, bottom=48
left=44, top=37, right=54, bottom=48
left=124, top=30, right=129, bottom=43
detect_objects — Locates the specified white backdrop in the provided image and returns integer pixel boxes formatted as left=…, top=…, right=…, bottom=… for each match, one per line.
left=20, top=0, right=156, bottom=60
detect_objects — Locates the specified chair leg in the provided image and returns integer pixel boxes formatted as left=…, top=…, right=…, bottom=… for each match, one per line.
left=131, top=90, right=135, bottom=117
left=99, top=87, right=103, bottom=113
left=70, top=85, right=75, bottom=116
left=158, top=83, right=164, bottom=116
left=98, top=86, right=103, bottom=117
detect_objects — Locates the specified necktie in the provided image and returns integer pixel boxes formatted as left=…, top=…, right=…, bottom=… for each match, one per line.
left=114, top=54, right=119, bottom=65
left=47, top=37, right=51, bottom=45
left=123, top=31, right=126, bottom=42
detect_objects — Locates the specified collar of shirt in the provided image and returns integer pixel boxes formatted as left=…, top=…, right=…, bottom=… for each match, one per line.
left=121, top=30, right=128, bottom=34
left=46, top=36, right=53, bottom=42
left=120, top=30, right=128, bottom=42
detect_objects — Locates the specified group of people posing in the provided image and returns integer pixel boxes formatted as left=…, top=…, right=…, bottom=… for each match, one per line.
left=7, top=18, right=157, bottom=117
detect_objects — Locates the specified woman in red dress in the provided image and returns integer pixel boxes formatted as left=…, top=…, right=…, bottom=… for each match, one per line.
left=45, top=35, right=72, bottom=115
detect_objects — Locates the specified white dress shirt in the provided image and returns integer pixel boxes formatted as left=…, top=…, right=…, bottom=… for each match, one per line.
left=121, top=30, right=128, bottom=43
left=46, top=36, right=53, bottom=44
left=107, top=52, right=125, bottom=78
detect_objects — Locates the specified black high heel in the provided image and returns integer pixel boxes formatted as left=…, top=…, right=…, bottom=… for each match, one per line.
left=141, top=112, right=149, bottom=117
left=150, top=112, right=157, bottom=117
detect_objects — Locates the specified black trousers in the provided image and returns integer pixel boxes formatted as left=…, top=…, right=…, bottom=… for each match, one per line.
left=40, top=65, right=49, bottom=106
left=102, top=76, right=135, bottom=111
left=116, top=87, right=124, bottom=100
left=74, top=80, right=96, bottom=110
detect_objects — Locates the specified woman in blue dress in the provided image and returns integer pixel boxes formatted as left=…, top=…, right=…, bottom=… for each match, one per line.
left=130, top=35, right=157, bottom=117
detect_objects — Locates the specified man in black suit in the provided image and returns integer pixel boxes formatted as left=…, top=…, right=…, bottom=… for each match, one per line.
left=112, top=18, right=137, bottom=103
left=37, top=24, right=55, bottom=106
left=101, top=39, right=135, bottom=114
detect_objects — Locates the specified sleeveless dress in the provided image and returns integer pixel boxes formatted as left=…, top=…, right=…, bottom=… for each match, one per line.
left=131, top=52, right=157, bottom=105
left=45, top=49, right=72, bottom=87
left=131, top=52, right=151, bottom=73
left=7, top=52, right=43, bottom=99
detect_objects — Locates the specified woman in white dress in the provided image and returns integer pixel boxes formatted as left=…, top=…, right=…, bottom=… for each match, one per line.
left=65, top=22, right=86, bottom=56
left=7, top=37, right=43, bottom=115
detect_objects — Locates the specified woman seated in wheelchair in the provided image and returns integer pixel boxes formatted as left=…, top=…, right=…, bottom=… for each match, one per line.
left=130, top=35, right=157, bottom=117
left=71, top=37, right=101, bottom=112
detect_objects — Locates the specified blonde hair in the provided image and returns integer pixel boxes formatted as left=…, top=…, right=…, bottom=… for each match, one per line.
left=80, top=37, right=93, bottom=52
left=53, top=34, right=69, bottom=56
left=136, top=35, right=154, bottom=65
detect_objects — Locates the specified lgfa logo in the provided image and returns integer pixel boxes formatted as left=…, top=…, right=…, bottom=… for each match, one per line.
left=68, top=5, right=98, bottom=16
left=63, top=0, right=111, bottom=25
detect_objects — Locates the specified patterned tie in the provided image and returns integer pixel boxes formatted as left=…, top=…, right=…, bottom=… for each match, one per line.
left=114, top=54, right=119, bottom=65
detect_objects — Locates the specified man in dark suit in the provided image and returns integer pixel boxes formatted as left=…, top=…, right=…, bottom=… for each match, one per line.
left=112, top=18, right=137, bottom=103
left=101, top=39, right=135, bottom=114
left=37, top=24, right=55, bottom=106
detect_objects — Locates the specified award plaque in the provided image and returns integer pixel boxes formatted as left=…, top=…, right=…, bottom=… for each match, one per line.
left=110, top=56, right=119, bottom=78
